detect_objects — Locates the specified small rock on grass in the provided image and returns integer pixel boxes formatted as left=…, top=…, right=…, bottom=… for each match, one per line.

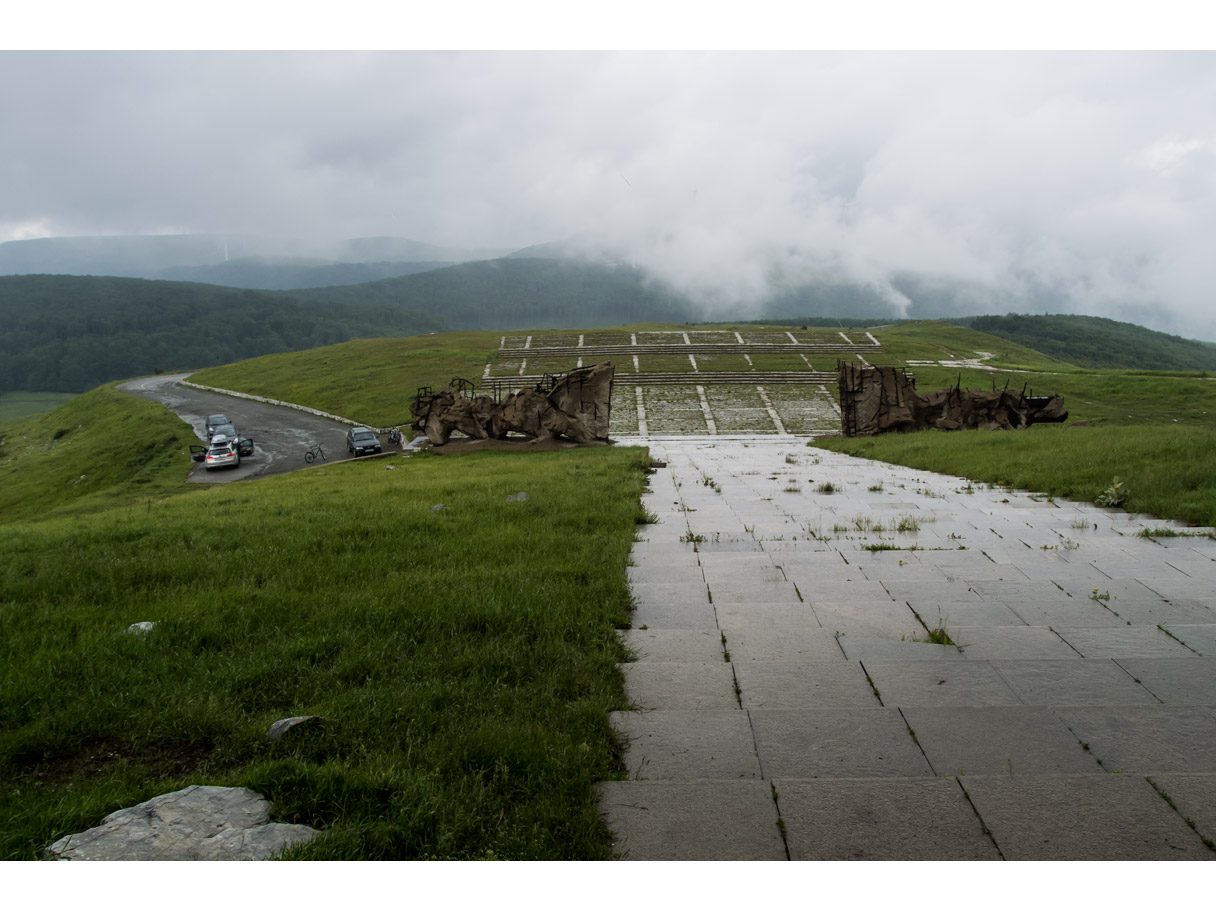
left=430, top=503, right=446, bottom=511
left=44, top=785, right=319, bottom=861
left=506, top=491, right=530, bottom=502
left=126, top=621, right=156, bottom=635
left=266, top=715, right=325, bottom=741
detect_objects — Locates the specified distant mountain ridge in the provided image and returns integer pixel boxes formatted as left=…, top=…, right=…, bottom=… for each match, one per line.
left=4, top=242, right=1216, bottom=393
left=0, top=234, right=517, bottom=288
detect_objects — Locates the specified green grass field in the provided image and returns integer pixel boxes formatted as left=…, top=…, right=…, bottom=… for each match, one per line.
left=7, top=317, right=1215, bottom=860
left=0, top=403, right=649, bottom=859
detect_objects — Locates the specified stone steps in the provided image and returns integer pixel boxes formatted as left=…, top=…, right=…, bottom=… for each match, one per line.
left=498, top=344, right=878, bottom=357
left=486, top=372, right=839, bottom=388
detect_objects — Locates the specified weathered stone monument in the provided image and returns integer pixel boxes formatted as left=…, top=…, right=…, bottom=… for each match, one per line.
left=838, top=362, right=1067, bottom=436
left=410, top=362, right=615, bottom=446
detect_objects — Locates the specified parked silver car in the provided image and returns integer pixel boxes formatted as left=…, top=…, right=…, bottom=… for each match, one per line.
left=191, top=434, right=254, bottom=470
left=203, top=436, right=241, bottom=471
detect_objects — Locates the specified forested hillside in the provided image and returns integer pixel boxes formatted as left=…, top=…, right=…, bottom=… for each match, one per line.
left=153, top=258, right=453, bottom=290
left=951, top=314, right=1216, bottom=370
left=293, top=257, right=697, bottom=328
left=0, top=275, right=443, bottom=392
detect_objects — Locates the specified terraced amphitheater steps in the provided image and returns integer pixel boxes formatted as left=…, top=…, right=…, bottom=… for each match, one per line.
left=498, top=344, right=879, bottom=357
left=488, top=372, right=839, bottom=387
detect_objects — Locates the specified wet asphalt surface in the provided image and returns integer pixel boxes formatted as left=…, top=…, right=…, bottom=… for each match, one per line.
left=119, top=373, right=363, bottom=483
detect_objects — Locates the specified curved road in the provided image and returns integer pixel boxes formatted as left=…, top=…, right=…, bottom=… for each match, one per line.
left=120, top=373, right=361, bottom=483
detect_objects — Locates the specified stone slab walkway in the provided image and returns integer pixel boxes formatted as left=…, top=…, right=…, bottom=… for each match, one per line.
left=598, top=437, right=1216, bottom=860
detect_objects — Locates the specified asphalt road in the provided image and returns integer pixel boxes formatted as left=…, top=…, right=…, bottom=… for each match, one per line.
left=119, top=373, right=360, bottom=483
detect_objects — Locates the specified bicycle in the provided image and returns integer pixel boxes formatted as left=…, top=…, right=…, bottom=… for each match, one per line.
left=304, top=443, right=326, bottom=464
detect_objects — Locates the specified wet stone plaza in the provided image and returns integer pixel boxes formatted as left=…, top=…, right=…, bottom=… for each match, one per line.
left=598, top=437, right=1216, bottom=860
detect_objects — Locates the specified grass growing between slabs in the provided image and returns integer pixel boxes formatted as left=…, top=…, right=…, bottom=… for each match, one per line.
left=1, top=445, right=651, bottom=859
left=813, top=423, right=1216, bottom=528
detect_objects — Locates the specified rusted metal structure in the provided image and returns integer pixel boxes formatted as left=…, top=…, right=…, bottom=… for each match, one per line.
left=837, top=361, right=1067, bottom=437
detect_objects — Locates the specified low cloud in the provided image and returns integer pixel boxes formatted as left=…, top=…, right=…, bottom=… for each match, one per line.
left=2, top=51, right=1214, bottom=338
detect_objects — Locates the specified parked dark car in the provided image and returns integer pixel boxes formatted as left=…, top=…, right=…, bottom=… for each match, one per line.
left=206, top=414, right=229, bottom=437
left=346, top=426, right=382, bottom=456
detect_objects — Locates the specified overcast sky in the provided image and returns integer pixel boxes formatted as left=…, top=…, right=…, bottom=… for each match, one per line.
left=3, top=47, right=1215, bottom=338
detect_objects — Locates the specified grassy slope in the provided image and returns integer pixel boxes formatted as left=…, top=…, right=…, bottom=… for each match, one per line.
left=869, top=321, right=1077, bottom=371
left=189, top=332, right=502, bottom=427
left=1, top=388, right=649, bottom=859
left=0, top=385, right=201, bottom=523
left=814, top=424, right=1216, bottom=528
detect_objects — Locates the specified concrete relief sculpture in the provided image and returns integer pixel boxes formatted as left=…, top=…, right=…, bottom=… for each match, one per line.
left=410, top=362, right=614, bottom=446
left=838, top=362, right=1067, bottom=437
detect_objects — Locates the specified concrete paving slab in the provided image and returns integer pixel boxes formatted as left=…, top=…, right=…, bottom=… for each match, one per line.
left=1051, top=626, right=1199, bottom=658
left=882, top=580, right=983, bottom=604
left=631, top=600, right=719, bottom=629
left=809, top=600, right=924, bottom=639
left=1140, top=578, right=1216, bottom=606
left=1165, top=558, right=1216, bottom=579
left=622, top=628, right=725, bottom=663
left=733, top=661, right=882, bottom=710
left=611, top=709, right=760, bottom=780
left=1161, top=624, right=1216, bottom=656
left=901, top=706, right=1100, bottom=776
left=1114, top=658, right=1216, bottom=705
left=686, top=539, right=766, bottom=553
left=1091, top=559, right=1192, bottom=580
left=952, top=626, right=1080, bottom=660
left=629, top=582, right=710, bottom=607
left=1104, top=598, right=1216, bottom=626
left=1013, top=560, right=1113, bottom=582
left=914, top=600, right=1028, bottom=627
left=786, top=578, right=893, bottom=602
left=1062, top=579, right=1171, bottom=601
left=707, top=580, right=803, bottom=604
left=1052, top=705, right=1216, bottom=774
left=857, top=562, right=953, bottom=583
left=626, top=565, right=705, bottom=586
left=773, top=776, right=1000, bottom=860
left=712, top=601, right=821, bottom=630
left=991, top=659, right=1160, bottom=706
left=596, top=780, right=786, bottom=860
left=960, top=774, right=1212, bottom=859
left=700, top=563, right=786, bottom=585
left=1006, top=600, right=1126, bottom=627
left=622, top=662, right=740, bottom=711
left=863, top=659, right=1023, bottom=707
left=720, top=625, right=846, bottom=663
left=837, top=635, right=967, bottom=663
left=1146, top=773, right=1216, bottom=850
left=750, top=708, right=934, bottom=778
left=965, top=580, right=1070, bottom=602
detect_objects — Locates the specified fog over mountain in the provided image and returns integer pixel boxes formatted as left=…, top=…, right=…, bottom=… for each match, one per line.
left=2, top=51, right=1214, bottom=339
